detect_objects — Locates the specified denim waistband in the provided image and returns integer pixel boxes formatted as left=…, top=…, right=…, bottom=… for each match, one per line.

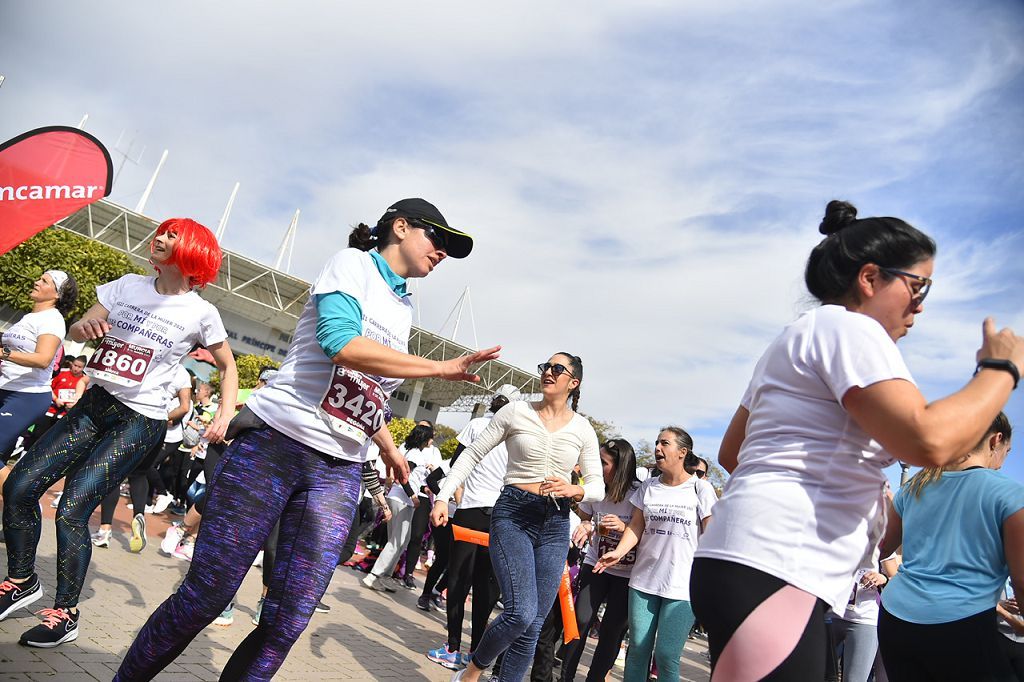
left=499, top=485, right=573, bottom=511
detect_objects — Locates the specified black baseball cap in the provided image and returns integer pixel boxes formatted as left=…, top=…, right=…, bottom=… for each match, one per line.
left=377, top=198, right=474, bottom=259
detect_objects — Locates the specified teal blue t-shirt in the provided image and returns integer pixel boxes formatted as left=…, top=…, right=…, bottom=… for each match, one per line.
left=882, top=468, right=1024, bottom=624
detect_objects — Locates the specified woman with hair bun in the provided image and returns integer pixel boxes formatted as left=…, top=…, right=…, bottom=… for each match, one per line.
left=0, top=270, right=77, bottom=456
left=690, top=200, right=1024, bottom=680
left=432, top=352, right=604, bottom=682
left=0, top=218, right=237, bottom=648
left=117, top=198, right=497, bottom=681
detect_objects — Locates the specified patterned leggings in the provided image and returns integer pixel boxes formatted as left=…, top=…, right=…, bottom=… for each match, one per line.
left=2, top=385, right=166, bottom=607
left=115, top=424, right=362, bottom=682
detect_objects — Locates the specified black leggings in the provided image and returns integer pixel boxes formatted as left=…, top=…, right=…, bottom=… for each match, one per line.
left=878, top=605, right=1016, bottom=681
left=446, top=506, right=500, bottom=653
left=2, top=386, right=165, bottom=607
left=560, top=564, right=630, bottom=682
left=690, top=557, right=827, bottom=681
left=420, top=520, right=451, bottom=598
left=403, top=498, right=431, bottom=578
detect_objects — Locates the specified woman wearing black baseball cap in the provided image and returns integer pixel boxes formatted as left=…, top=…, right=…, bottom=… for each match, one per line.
left=117, top=199, right=499, bottom=681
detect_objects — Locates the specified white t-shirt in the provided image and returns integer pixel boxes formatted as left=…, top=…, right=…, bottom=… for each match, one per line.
left=579, top=482, right=642, bottom=578
left=628, top=476, right=717, bottom=600
left=386, top=456, right=429, bottom=508
left=0, top=308, right=66, bottom=393
left=455, top=415, right=510, bottom=510
left=86, top=275, right=227, bottom=420
left=247, top=249, right=412, bottom=461
left=695, top=305, right=915, bottom=612
left=407, top=444, right=443, bottom=497
left=163, top=365, right=192, bottom=444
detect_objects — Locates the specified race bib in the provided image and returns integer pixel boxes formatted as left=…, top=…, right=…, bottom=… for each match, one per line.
left=84, top=336, right=155, bottom=387
left=317, top=365, right=387, bottom=445
left=57, top=388, right=77, bottom=402
left=597, top=531, right=636, bottom=566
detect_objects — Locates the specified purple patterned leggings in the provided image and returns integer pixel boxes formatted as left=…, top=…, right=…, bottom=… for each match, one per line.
left=115, top=425, right=362, bottom=681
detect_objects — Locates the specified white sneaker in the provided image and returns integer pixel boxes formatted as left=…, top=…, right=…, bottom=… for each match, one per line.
left=91, top=529, right=112, bottom=548
left=172, top=536, right=195, bottom=561
left=144, top=504, right=155, bottom=514
left=151, top=493, right=174, bottom=514
left=160, top=524, right=186, bottom=555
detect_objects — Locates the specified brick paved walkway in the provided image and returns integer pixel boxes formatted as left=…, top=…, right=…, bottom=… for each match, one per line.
left=0, top=491, right=710, bottom=681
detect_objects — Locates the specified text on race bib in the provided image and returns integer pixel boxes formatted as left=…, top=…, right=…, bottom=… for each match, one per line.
left=84, top=336, right=155, bottom=387
left=57, top=388, right=77, bottom=402
left=597, top=530, right=636, bottom=566
left=317, top=365, right=387, bottom=445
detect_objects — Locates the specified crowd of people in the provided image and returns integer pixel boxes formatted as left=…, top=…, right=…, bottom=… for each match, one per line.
left=0, top=196, right=1019, bottom=682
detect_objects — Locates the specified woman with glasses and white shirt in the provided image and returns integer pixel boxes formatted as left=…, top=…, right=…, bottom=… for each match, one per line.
left=690, top=200, right=1024, bottom=681
left=432, top=353, right=604, bottom=682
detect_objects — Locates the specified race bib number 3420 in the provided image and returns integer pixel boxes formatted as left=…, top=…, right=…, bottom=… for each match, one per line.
left=84, top=336, right=155, bottom=387
left=317, top=366, right=387, bottom=445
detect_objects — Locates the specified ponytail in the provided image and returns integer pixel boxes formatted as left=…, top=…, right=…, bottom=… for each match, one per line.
left=570, top=387, right=580, bottom=412
left=555, top=351, right=584, bottom=412
left=348, top=223, right=378, bottom=251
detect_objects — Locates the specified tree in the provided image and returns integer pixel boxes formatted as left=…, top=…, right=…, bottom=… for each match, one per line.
left=387, top=417, right=417, bottom=449
left=0, top=227, right=145, bottom=320
left=433, top=423, right=459, bottom=459
left=583, top=414, right=620, bottom=445
left=208, top=354, right=280, bottom=394
left=634, top=438, right=654, bottom=468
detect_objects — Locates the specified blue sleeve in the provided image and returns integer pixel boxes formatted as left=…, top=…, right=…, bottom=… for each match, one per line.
left=315, top=292, right=363, bottom=358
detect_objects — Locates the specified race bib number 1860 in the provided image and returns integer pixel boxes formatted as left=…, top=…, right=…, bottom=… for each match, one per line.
left=317, top=366, right=387, bottom=445
left=84, top=336, right=155, bottom=387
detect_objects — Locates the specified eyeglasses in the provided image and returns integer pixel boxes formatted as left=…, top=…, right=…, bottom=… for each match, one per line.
left=879, top=267, right=932, bottom=303
left=693, top=469, right=707, bottom=478
left=538, top=362, right=575, bottom=379
left=408, top=218, right=450, bottom=253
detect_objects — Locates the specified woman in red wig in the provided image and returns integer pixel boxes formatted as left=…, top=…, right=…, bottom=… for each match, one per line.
left=0, top=218, right=237, bottom=648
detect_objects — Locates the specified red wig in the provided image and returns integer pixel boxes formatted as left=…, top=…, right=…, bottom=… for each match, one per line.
left=151, top=218, right=222, bottom=288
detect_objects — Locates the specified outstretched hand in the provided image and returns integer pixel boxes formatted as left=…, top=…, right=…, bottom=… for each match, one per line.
left=436, top=345, right=502, bottom=383
left=978, top=317, right=1024, bottom=369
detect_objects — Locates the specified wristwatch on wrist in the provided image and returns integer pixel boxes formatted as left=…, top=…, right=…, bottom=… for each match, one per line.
left=2, top=346, right=11, bottom=360
left=975, top=358, right=1020, bottom=390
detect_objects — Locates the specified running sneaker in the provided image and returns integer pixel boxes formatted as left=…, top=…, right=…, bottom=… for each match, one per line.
left=458, top=652, right=474, bottom=667
left=0, top=575, right=42, bottom=621
left=416, top=595, right=431, bottom=611
left=91, top=529, right=112, bottom=548
left=314, top=600, right=331, bottom=613
left=360, top=575, right=394, bottom=593
left=144, top=504, right=155, bottom=514
left=151, top=493, right=175, bottom=514
left=252, top=597, right=264, bottom=626
left=20, top=607, right=79, bottom=647
left=213, top=603, right=234, bottom=627
left=402, top=574, right=417, bottom=590
left=160, top=523, right=186, bottom=555
left=129, top=513, right=147, bottom=553
left=427, top=644, right=465, bottom=670
left=172, top=535, right=195, bottom=561
left=167, top=503, right=187, bottom=516
left=431, top=593, right=446, bottom=609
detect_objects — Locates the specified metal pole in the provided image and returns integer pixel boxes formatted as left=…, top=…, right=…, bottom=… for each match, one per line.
left=135, top=149, right=168, bottom=214
left=216, top=182, right=240, bottom=242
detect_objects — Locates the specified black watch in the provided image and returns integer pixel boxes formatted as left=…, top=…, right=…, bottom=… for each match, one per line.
left=2, top=346, right=10, bottom=360
left=975, top=359, right=1020, bottom=390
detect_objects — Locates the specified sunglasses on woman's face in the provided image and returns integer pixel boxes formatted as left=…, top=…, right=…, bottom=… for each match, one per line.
left=538, top=362, right=575, bottom=379
left=693, top=469, right=708, bottom=478
left=409, top=219, right=450, bottom=253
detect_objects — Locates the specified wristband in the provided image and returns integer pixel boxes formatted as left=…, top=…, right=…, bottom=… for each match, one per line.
left=975, top=359, right=1020, bottom=390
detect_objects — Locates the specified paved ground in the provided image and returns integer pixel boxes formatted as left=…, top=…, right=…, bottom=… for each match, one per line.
left=0, top=490, right=711, bottom=681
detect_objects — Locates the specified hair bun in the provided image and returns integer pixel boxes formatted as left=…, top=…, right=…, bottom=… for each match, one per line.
left=819, top=200, right=858, bottom=235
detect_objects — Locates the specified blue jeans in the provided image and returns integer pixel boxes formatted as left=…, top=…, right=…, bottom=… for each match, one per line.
left=471, top=486, right=570, bottom=682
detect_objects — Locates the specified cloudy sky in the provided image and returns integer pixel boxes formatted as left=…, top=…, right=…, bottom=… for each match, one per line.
left=3, top=1, right=1023, bottom=484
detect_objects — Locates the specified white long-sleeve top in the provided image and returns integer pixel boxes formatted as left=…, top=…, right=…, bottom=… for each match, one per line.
left=438, top=401, right=604, bottom=504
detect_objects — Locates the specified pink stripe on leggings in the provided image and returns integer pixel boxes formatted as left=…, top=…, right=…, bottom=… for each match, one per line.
left=712, top=585, right=818, bottom=682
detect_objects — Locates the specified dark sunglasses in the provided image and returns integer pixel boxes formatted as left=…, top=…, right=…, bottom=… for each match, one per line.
left=879, top=266, right=932, bottom=303
left=408, top=218, right=450, bottom=253
left=538, top=362, right=575, bottom=379
left=693, top=469, right=707, bottom=478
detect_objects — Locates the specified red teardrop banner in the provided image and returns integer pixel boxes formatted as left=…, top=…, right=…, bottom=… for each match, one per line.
left=0, top=126, right=114, bottom=256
